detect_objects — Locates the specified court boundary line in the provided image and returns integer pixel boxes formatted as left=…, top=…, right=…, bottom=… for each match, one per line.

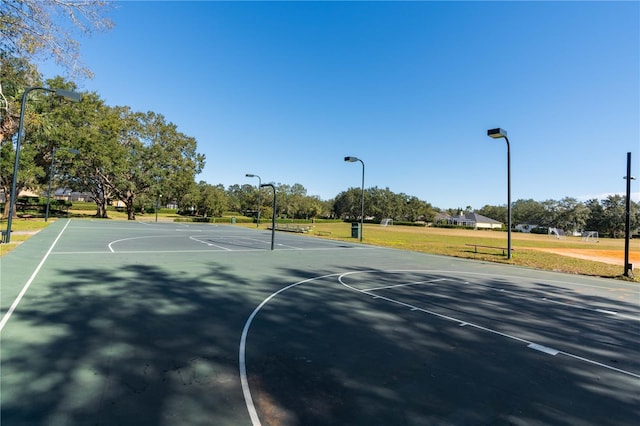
left=339, top=270, right=640, bottom=379
left=363, top=273, right=637, bottom=322
left=0, top=219, right=72, bottom=332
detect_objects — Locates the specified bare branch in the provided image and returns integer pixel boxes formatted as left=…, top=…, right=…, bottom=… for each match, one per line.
left=0, top=0, right=114, bottom=78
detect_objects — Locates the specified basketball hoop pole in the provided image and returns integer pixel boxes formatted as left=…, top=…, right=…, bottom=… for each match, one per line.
left=623, top=152, right=635, bottom=277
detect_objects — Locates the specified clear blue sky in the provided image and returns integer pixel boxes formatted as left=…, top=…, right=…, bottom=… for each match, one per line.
left=41, top=1, right=639, bottom=209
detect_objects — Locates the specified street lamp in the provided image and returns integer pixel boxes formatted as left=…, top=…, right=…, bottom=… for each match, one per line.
left=45, top=147, right=80, bottom=222
left=260, top=183, right=276, bottom=250
left=487, top=128, right=512, bottom=259
left=246, top=173, right=261, bottom=227
left=5, top=87, right=82, bottom=243
left=344, top=156, right=365, bottom=242
left=623, top=152, right=636, bottom=277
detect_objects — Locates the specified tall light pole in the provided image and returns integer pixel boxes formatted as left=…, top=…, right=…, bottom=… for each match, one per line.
left=344, top=156, right=365, bottom=242
left=45, top=147, right=80, bottom=221
left=260, top=183, right=276, bottom=250
left=5, top=87, right=81, bottom=243
left=623, top=152, right=636, bottom=277
left=246, top=173, right=261, bottom=227
left=487, top=128, right=512, bottom=259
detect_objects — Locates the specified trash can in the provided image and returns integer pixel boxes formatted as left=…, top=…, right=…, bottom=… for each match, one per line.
left=351, top=222, right=361, bottom=239
left=231, top=217, right=236, bottom=224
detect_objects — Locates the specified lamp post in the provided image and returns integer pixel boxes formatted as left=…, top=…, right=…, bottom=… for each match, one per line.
left=260, top=183, right=276, bottom=250
left=246, top=173, right=261, bottom=227
left=623, top=152, right=636, bottom=277
left=487, top=128, right=512, bottom=259
left=155, top=194, right=162, bottom=223
left=45, top=147, right=80, bottom=221
left=5, top=87, right=81, bottom=243
left=344, top=156, right=365, bottom=242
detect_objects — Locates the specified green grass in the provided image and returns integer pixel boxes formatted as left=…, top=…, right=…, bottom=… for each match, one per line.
left=241, top=222, right=638, bottom=282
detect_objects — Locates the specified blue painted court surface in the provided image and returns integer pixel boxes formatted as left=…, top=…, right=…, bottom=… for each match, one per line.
left=1, top=219, right=638, bottom=425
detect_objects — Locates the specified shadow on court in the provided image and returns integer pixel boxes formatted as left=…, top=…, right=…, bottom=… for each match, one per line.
left=1, top=261, right=280, bottom=425
left=1, top=258, right=638, bottom=425
left=245, top=268, right=639, bottom=426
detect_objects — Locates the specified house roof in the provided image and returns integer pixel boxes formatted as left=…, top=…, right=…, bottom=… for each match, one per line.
left=436, top=212, right=503, bottom=225
left=464, top=212, right=503, bottom=225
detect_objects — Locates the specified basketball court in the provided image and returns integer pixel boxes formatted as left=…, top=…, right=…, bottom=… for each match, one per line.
left=1, top=219, right=638, bottom=425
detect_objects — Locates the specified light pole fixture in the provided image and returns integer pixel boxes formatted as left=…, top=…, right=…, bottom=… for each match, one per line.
left=246, top=173, right=261, bottom=227
left=487, top=128, right=512, bottom=259
left=5, top=87, right=82, bottom=243
left=623, top=152, right=636, bottom=277
left=260, top=183, right=276, bottom=250
left=45, top=147, right=80, bottom=222
left=344, top=156, right=365, bottom=242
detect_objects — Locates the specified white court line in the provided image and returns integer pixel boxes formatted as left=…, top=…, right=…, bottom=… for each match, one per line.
left=0, top=220, right=72, bottom=332
left=540, top=297, right=632, bottom=320
left=106, top=232, right=366, bottom=253
left=275, top=243, right=304, bottom=250
left=377, top=271, right=637, bottom=322
left=444, top=278, right=634, bottom=321
left=239, top=268, right=639, bottom=425
left=53, top=247, right=370, bottom=255
left=364, top=278, right=447, bottom=291
left=467, top=281, right=635, bottom=321
left=239, top=273, right=342, bottom=426
left=190, top=236, right=233, bottom=250
left=107, top=235, right=183, bottom=252
left=338, top=271, right=640, bottom=379
left=528, top=343, right=560, bottom=355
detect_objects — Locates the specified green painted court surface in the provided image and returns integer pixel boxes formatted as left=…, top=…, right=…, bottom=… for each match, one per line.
left=1, top=219, right=638, bottom=425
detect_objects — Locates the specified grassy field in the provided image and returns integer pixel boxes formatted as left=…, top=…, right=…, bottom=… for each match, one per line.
left=243, top=221, right=639, bottom=282
left=2, top=215, right=638, bottom=282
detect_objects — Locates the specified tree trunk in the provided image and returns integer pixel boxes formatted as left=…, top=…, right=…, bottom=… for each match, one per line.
left=125, top=193, right=136, bottom=220
left=2, top=195, right=10, bottom=219
left=95, top=203, right=108, bottom=218
left=93, top=195, right=109, bottom=218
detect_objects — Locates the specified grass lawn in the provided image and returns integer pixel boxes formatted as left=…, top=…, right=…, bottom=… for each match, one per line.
left=243, top=222, right=639, bottom=282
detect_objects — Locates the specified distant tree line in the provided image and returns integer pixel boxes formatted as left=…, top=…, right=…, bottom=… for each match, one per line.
left=183, top=185, right=639, bottom=239
left=182, top=181, right=331, bottom=221
left=332, top=186, right=436, bottom=223
left=476, top=197, right=639, bottom=238
left=184, top=184, right=437, bottom=224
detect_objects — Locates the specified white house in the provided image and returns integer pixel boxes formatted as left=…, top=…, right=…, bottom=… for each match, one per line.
left=436, top=212, right=503, bottom=229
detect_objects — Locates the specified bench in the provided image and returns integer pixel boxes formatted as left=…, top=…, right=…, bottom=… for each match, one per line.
left=268, top=224, right=311, bottom=233
left=18, top=214, right=35, bottom=220
left=316, top=230, right=332, bottom=236
left=465, top=244, right=514, bottom=256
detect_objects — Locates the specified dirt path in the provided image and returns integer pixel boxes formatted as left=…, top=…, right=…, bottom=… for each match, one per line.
left=526, top=247, right=640, bottom=266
